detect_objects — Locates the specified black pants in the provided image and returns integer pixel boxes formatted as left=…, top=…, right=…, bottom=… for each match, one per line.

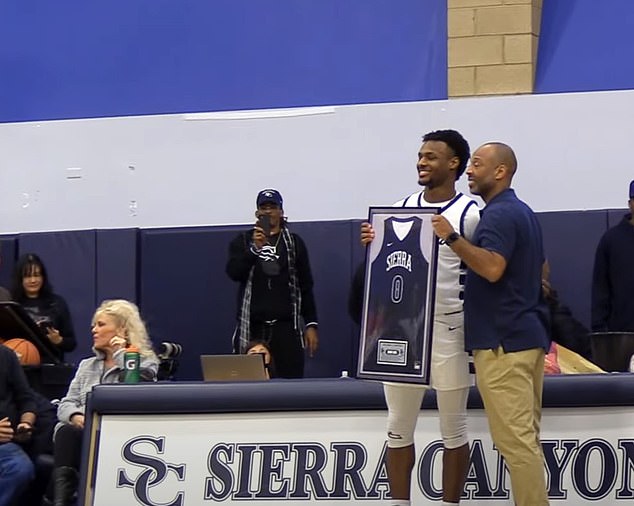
left=53, top=424, right=83, bottom=469
left=251, top=320, right=304, bottom=378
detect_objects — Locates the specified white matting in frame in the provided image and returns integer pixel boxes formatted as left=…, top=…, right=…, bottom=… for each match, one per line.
left=357, top=207, right=439, bottom=384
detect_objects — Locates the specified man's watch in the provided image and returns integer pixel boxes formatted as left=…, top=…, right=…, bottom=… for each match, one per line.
left=445, top=232, right=461, bottom=246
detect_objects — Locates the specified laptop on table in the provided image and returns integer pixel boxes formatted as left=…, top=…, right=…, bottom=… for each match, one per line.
left=200, top=354, right=268, bottom=381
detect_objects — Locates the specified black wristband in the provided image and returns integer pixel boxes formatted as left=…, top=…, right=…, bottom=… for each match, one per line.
left=445, top=232, right=461, bottom=246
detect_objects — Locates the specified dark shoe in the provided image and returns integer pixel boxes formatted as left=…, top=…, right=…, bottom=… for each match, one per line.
left=53, top=466, right=78, bottom=506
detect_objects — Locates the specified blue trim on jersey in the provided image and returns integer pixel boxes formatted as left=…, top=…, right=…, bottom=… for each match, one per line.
left=402, top=191, right=466, bottom=211
left=390, top=216, right=421, bottom=225
left=401, top=193, right=424, bottom=207
left=439, top=192, right=463, bottom=213
left=459, top=199, right=477, bottom=236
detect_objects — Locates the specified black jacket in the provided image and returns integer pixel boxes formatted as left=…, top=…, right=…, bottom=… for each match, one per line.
left=20, top=294, right=77, bottom=361
left=226, top=228, right=318, bottom=325
left=546, top=290, right=592, bottom=359
left=591, top=214, right=634, bottom=332
left=0, top=345, right=36, bottom=432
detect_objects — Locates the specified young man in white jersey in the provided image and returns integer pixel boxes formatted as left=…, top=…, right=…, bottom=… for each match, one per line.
left=361, top=130, right=480, bottom=506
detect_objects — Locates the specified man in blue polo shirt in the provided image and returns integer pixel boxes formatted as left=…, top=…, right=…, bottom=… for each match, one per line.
left=431, top=142, right=550, bottom=506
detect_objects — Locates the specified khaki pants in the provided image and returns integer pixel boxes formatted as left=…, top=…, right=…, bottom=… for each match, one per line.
left=474, top=346, right=549, bottom=506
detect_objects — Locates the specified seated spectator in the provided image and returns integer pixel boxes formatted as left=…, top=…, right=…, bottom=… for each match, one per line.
left=0, top=342, right=37, bottom=506
left=541, top=260, right=592, bottom=360
left=50, top=299, right=158, bottom=506
left=19, top=391, right=58, bottom=506
left=246, top=339, right=276, bottom=379
left=543, top=340, right=605, bottom=375
left=10, top=254, right=77, bottom=362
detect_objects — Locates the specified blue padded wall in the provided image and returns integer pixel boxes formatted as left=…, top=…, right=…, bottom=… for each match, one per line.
left=349, top=219, right=367, bottom=374
left=138, top=226, right=239, bottom=381
left=0, top=236, right=18, bottom=290
left=138, top=221, right=359, bottom=380
left=284, top=221, right=357, bottom=378
left=608, top=209, right=628, bottom=228
left=10, top=209, right=628, bottom=377
left=95, top=229, right=138, bottom=304
left=18, top=230, right=97, bottom=364
left=537, top=211, right=608, bottom=328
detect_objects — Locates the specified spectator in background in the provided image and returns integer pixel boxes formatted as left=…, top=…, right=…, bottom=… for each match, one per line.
left=0, top=343, right=37, bottom=506
left=51, top=299, right=158, bottom=506
left=226, top=189, right=319, bottom=378
left=542, top=260, right=592, bottom=360
left=19, top=391, right=57, bottom=506
left=246, top=339, right=276, bottom=378
left=591, top=180, right=634, bottom=332
left=10, top=254, right=76, bottom=362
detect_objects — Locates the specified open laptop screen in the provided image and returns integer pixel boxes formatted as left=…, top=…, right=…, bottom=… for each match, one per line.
left=200, top=354, right=268, bottom=381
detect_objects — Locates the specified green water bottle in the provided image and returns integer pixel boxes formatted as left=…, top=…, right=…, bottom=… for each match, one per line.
left=124, top=345, right=141, bottom=383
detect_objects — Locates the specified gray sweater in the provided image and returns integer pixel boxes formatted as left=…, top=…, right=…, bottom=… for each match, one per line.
left=56, top=348, right=158, bottom=427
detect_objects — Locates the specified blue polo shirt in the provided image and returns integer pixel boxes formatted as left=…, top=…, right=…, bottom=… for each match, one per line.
left=464, top=189, right=550, bottom=352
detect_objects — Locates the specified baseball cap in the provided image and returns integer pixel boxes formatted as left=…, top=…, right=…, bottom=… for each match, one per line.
left=256, top=189, right=283, bottom=208
left=630, top=180, right=634, bottom=199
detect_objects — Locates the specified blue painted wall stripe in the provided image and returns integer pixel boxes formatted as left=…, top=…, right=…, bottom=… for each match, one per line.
left=0, top=0, right=447, bottom=122
left=536, top=0, right=634, bottom=93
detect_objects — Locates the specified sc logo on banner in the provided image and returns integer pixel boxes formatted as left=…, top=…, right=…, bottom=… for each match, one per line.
left=117, top=435, right=186, bottom=506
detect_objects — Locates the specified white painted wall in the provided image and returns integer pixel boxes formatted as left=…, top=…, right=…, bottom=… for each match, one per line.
left=1, top=90, right=632, bottom=234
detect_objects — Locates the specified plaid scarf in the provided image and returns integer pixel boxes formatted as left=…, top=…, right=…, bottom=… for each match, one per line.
left=234, top=227, right=302, bottom=353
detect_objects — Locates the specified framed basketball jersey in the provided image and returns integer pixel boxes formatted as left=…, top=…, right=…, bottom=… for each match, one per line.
left=357, top=207, right=439, bottom=384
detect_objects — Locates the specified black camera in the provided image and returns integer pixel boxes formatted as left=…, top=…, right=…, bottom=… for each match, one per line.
left=156, top=342, right=183, bottom=381
left=157, top=341, right=183, bottom=360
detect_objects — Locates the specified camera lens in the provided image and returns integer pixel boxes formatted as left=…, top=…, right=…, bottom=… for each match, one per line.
left=157, top=342, right=183, bottom=359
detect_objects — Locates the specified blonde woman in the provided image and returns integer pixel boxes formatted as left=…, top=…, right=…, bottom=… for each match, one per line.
left=51, top=300, right=158, bottom=506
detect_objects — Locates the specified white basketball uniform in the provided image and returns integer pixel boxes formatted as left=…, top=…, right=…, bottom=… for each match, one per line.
left=392, top=191, right=480, bottom=389
left=384, top=191, right=480, bottom=451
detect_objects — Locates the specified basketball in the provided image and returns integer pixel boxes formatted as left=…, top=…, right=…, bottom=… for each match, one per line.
left=2, top=338, right=41, bottom=366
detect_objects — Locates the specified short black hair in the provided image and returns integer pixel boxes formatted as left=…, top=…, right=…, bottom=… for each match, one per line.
left=422, top=129, right=470, bottom=179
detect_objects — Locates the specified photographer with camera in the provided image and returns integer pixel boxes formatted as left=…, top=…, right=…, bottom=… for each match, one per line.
left=226, top=189, right=319, bottom=378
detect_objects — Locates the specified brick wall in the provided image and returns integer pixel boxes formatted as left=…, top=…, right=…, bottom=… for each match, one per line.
left=448, top=0, right=542, bottom=96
